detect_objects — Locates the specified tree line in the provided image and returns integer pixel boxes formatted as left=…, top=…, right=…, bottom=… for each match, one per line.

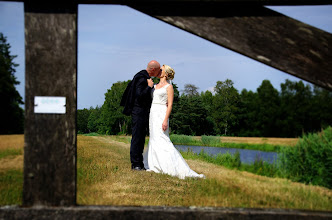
left=77, top=78, right=332, bottom=138
left=1, top=32, right=330, bottom=137
left=0, top=33, right=24, bottom=134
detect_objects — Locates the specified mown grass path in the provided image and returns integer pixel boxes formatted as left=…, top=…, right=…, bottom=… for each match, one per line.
left=77, top=135, right=332, bottom=210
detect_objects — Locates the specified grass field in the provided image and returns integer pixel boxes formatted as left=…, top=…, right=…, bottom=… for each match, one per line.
left=0, top=135, right=24, bottom=205
left=1, top=134, right=331, bottom=211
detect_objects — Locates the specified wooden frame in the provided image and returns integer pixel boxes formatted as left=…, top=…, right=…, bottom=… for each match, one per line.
left=0, top=1, right=331, bottom=218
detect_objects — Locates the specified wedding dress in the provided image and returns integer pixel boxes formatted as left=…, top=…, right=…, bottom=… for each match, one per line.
left=143, top=84, right=205, bottom=179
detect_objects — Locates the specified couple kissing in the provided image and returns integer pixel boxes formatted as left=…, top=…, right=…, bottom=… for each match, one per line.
left=121, top=60, right=205, bottom=179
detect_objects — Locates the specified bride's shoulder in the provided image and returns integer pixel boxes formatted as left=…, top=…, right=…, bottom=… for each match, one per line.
left=166, top=83, right=173, bottom=90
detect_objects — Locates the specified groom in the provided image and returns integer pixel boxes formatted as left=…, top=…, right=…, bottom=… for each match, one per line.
left=121, top=60, right=161, bottom=171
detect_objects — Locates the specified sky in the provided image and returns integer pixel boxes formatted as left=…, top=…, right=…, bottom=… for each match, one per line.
left=0, top=2, right=331, bottom=109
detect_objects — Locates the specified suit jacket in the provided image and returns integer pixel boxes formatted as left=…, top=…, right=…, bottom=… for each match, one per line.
left=120, top=70, right=153, bottom=116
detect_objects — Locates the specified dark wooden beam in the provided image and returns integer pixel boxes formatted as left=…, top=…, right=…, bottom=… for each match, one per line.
left=2, top=0, right=332, bottom=6
left=130, top=3, right=332, bottom=90
left=24, top=2, right=77, bottom=206
left=1, top=206, right=332, bottom=219
left=79, top=0, right=332, bottom=5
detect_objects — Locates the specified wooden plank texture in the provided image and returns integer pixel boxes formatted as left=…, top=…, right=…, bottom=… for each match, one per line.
left=130, top=3, right=332, bottom=90
left=2, top=0, right=332, bottom=5
left=23, top=2, right=77, bottom=206
left=79, top=0, right=332, bottom=5
left=1, top=206, right=332, bottom=220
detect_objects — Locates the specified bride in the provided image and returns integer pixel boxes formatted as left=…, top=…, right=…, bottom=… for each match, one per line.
left=143, top=64, right=205, bottom=179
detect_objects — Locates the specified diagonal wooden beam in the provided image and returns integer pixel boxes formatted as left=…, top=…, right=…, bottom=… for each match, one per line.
left=81, top=0, right=332, bottom=5
left=130, top=3, right=332, bottom=90
left=3, top=0, right=332, bottom=6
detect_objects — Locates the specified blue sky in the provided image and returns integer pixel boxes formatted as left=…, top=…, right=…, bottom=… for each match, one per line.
left=0, top=2, right=331, bottom=109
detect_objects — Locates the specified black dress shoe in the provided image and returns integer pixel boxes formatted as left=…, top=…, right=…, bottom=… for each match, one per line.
left=132, top=166, right=146, bottom=171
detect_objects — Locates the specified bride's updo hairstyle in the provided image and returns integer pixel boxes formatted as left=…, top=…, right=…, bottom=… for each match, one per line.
left=164, top=65, right=175, bottom=80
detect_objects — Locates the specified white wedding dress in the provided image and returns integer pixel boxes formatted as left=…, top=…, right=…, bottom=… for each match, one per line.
left=143, top=84, right=205, bottom=179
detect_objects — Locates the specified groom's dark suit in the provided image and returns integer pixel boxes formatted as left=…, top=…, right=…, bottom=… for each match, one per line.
left=121, top=70, right=153, bottom=169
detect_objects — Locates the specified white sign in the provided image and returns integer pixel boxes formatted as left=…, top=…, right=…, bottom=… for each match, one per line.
left=34, top=96, right=66, bottom=114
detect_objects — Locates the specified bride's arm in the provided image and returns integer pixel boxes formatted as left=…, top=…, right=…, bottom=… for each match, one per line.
left=162, top=85, right=174, bottom=131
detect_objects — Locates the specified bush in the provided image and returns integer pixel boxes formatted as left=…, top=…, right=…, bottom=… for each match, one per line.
left=195, top=149, right=241, bottom=169
left=279, top=126, right=332, bottom=188
left=244, top=154, right=278, bottom=177
left=170, top=134, right=196, bottom=145
left=201, top=135, right=220, bottom=146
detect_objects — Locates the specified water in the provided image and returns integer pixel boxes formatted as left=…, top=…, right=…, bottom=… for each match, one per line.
left=175, top=145, right=278, bottom=164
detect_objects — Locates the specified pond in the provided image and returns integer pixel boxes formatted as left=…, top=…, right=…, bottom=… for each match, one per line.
left=175, top=145, right=278, bottom=164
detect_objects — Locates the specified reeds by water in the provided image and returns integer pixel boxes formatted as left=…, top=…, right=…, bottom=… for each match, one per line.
left=170, top=134, right=286, bottom=152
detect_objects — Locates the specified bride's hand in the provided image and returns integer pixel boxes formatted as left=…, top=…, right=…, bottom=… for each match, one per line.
left=147, top=78, right=154, bottom=88
left=162, top=120, right=168, bottom=131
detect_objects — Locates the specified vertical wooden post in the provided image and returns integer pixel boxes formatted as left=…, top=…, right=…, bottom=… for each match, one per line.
left=23, top=2, right=77, bottom=206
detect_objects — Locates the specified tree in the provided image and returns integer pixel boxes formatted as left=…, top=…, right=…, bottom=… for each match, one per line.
left=183, top=84, right=199, bottom=97
left=201, top=90, right=214, bottom=110
left=77, top=108, right=91, bottom=133
left=172, top=83, right=180, bottom=101
left=311, top=85, right=332, bottom=132
left=213, top=79, right=240, bottom=136
left=0, top=33, right=24, bottom=134
left=201, top=90, right=217, bottom=135
left=280, top=80, right=312, bottom=137
left=237, top=89, right=260, bottom=137
left=171, top=94, right=212, bottom=135
left=169, top=83, right=180, bottom=133
left=171, top=83, right=214, bottom=135
left=98, top=81, right=132, bottom=135
left=87, top=106, right=102, bottom=133
left=256, top=80, right=280, bottom=137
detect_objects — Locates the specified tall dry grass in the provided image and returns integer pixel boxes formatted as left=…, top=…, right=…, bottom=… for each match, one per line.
left=0, top=135, right=24, bottom=205
left=0, top=135, right=24, bottom=151
left=0, top=134, right=331, bottom=210
left=77, top=135, right=332, bottom=210
left=0, top=135, right=23, bottom=170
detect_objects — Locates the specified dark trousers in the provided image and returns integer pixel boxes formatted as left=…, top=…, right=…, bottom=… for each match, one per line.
left=131, top=107, right=149, bottom=168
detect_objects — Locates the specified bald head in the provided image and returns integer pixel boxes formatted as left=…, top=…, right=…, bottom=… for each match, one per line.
left=146, top=60, right=161, bottom=77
